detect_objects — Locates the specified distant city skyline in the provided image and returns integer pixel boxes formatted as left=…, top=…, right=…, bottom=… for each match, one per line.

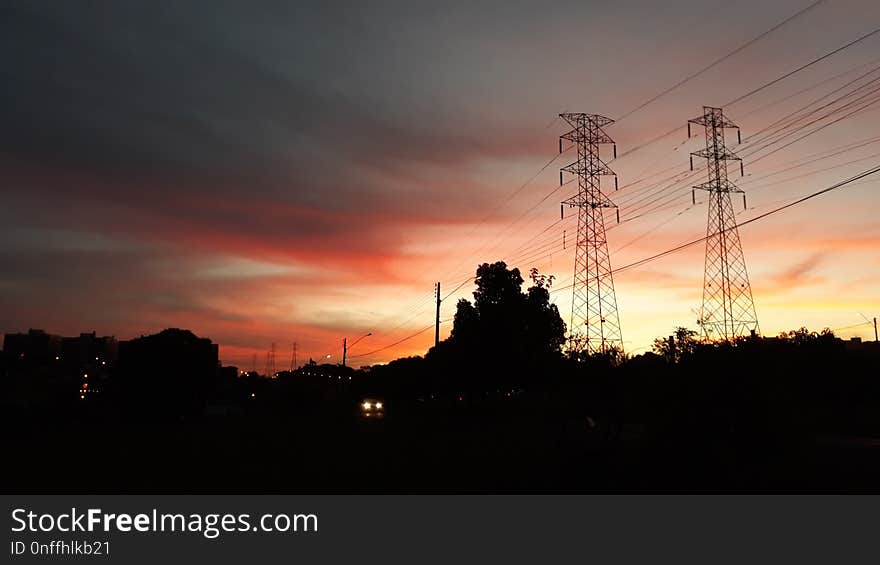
left=2, top=0, right=879, bottom=367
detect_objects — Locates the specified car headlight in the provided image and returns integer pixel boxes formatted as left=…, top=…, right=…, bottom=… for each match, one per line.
left=375, top=402, right=383, bottom=409
left=362, top=402, right=372, bottom=410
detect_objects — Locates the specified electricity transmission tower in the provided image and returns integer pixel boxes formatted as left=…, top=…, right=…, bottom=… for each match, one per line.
left=559, top=112, right=623, bottom=354
left=688, top=106, right=759, bottom=341
left=263, top=343, right=276, bottom=377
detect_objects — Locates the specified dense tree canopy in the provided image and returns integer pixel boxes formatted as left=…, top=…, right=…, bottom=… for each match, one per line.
left=436, top=262, right=566, bottom=387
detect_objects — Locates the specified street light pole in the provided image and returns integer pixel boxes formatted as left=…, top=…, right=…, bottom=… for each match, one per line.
left=343, top=332, right=372, bottom=367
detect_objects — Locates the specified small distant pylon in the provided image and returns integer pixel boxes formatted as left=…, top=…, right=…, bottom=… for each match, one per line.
left=263, top=343, right=276, bottom=377
left=559, top=112, right=623, bottom=354
left=688, top=106, right=759, bottom=341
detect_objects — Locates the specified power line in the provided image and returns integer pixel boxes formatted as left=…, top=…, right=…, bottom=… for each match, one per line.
left=610, top=24, right=880, bottom=171
left=347, top=324, right=436, bottom=360
left=733, top=54, right=880, bottom=121
left=547, top=162, right=880, bottom=296
left=616, top=75, right=880, bottom=220
left=354, top=147, right=573, bottom=338
left=611, top=205, right=695, bottom=254
left=614, top=163, right=880, bottom=276
left=442, top=277, right=474, bottom=301
left=831, top=321, right=874, bottom=333
left=725, top=25, right=880, bottom=107
left=746, top=89, right=880, bottom=163
left=438, top=149, right=569, bottom=282
left=744, top=148, right=880, bottom=196
left=615, top=0, right=826, bottom=122
left=743, top=132, right=880, bottom=180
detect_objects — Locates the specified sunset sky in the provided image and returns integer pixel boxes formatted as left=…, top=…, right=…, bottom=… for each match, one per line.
left=2, top=0, right=879, bottom=368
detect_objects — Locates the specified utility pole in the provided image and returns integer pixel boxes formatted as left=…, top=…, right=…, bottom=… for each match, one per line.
left=435, top=281, right=441, bottom=348
left=874, top=317, right=878, bottom=342
left=343, top=333, right=371, bottom=367
left=559, top=113, right=624, bottom=354
left=289, top=342, right=297, bottom=371
left=688, top=106, right=758, bottom=341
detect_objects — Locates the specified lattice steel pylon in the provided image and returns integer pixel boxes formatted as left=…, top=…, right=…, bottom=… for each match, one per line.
left=263, top=342, right=276, bottom=378
left=688, top=106, right=759, bottom=341
left=559, top=113, right=623, bottom=354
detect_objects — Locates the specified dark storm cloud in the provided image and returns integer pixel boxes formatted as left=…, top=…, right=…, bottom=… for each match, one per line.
left=0, top=1, right=546, bottom=220
left=0, top=0, right=575, bottom=296
left=0, top=234, right=304, bottom=334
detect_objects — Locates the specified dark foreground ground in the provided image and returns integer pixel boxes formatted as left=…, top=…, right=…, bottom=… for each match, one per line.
left=4, top=332, right=880, bottom=492
left=4, top=386, right=880, bottom=493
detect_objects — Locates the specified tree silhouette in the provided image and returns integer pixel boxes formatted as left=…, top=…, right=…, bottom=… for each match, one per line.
left=443, top=262, right=566, bottom=388
left=652, top=326, right=700, bottom=363
left=524, top=268, right=567, bottom=356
